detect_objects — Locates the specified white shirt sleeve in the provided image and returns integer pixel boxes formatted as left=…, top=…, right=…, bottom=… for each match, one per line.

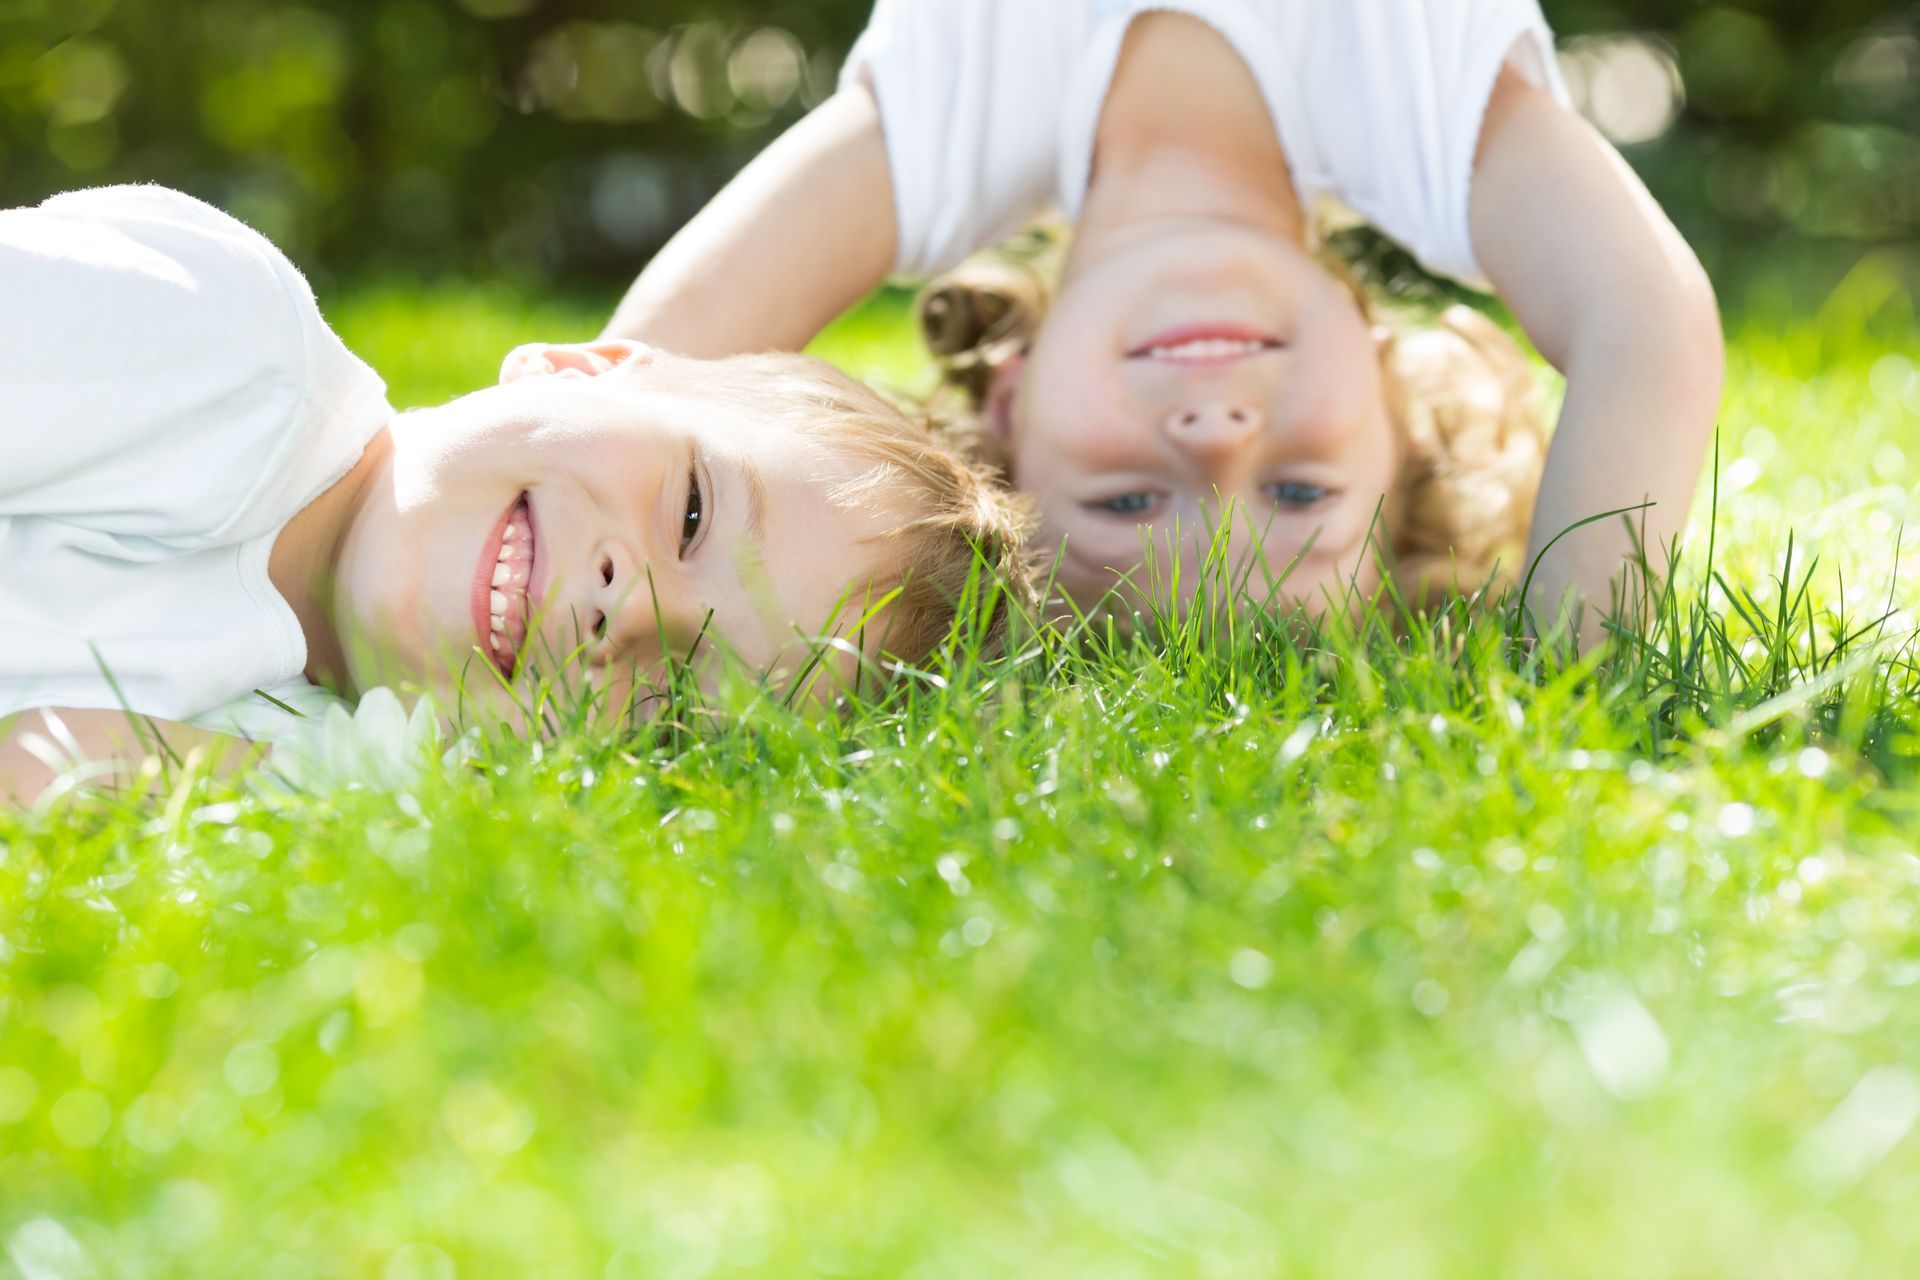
left=1294, top=0, right=1570, bottom=289
left=192, top=678, right=344, bottom=751
left=841, top=0, right=1083, bottom=279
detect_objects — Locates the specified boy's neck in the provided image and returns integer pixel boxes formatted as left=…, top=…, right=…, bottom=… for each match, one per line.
left=1073, top=11, right=1307, bottom=268
left=269, top=423, right=395, bottom=694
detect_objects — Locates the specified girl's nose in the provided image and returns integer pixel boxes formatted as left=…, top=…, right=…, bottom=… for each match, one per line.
left=1165, top=404, right=1265, bottom=453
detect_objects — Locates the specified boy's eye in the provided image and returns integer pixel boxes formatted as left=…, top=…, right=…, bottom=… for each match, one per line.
left=1268, top=481, right=1332, bottom=507
left=679, top=465, right=705, bottom=554
left=1090, top=492, right=1158, bottom=517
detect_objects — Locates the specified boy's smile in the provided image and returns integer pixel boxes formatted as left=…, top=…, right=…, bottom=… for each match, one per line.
left=299, top=341, right=907, bottom=721
left=473, top=493, right=543, bottom=678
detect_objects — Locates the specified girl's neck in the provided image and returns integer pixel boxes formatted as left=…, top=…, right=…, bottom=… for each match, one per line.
left=270, top=424, right=395, bottom=693
left=1072, top=11, right=1307, bottom=271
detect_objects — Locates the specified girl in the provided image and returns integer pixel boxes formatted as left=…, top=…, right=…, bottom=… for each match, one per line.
left=605, top=0, right=1724, bottom=636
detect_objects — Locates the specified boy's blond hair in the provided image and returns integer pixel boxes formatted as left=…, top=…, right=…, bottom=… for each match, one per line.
left=915, top=222, right=1551, bottom=615
left=696, top=351, right=1038, bottom=663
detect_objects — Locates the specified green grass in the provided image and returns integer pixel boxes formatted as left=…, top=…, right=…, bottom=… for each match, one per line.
left=5, top=269, right=1920, bottom=1279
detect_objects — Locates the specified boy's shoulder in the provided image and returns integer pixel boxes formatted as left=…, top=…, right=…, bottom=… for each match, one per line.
left=38, top=181, right=254, bottom=231
left=20, top=183, right=326, bottom=368
left=0, top=184, right=389, bottom=546
left=13, top=184, right=302, bottom=316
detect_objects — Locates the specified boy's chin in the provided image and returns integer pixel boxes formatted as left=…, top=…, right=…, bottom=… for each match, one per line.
left=333, top=630, right=462, bottom=699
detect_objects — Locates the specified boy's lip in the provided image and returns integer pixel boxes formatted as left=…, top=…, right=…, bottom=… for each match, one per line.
left=470, top=493, right=545, bottom=678
left=1126, top=323, right=1285, bottom=364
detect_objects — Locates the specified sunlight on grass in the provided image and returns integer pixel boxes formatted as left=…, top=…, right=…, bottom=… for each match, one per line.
left=3, top=278, right=1919, bottom=1279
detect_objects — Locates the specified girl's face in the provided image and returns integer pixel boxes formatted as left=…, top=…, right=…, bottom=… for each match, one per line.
left=329, top=343, right=899, bottom=723
left=1010, top=222, right=1400, bottom=611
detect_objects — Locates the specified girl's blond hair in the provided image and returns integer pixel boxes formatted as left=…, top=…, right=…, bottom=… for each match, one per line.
left=915, top=221, right=1551, bottom=614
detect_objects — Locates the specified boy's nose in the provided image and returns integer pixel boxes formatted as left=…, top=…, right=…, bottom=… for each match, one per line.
left=587, top=544, right=695, bottom=667
left=1165, top=404, right=1265, bottom=455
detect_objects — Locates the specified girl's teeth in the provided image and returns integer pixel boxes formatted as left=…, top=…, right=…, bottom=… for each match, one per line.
left=491, top=589, right=507, bottom=614
left=1150, top=338, right=1266, bottom=359
left=492, top=562, right=511, bottom=586
left=490, top=614, right=505, bottom=632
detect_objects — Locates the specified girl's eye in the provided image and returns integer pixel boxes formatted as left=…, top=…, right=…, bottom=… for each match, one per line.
left=1268, top=481, right=1331, bottom=507
left=1091, top=492, right=1158, bottom=516
left=679, top=466, right=705, bottom=554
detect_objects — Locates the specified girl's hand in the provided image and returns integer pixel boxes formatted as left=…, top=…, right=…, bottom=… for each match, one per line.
left=602, top=83, right=899, bottom=358
left=1470, top=66, right=1726, bottom=645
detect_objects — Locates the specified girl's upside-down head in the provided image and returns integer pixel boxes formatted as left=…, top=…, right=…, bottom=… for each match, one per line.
left=918, top=220, right=1548, bottom=620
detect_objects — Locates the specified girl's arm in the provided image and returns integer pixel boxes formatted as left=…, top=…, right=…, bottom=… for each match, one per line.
left=602, top=84, right=899, bottom=357
left=1470, top=68, right=1726, bottom=642
left=1, top=708, right=256, bottom=804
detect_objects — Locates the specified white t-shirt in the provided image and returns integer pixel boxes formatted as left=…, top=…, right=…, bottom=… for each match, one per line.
left=0, top=185, right=391, bottom=742
left=844, top=0, right=1571, bottom=288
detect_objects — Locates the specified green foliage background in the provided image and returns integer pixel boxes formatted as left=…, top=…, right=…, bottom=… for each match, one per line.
left=2, top=0, right=1915, bottom=292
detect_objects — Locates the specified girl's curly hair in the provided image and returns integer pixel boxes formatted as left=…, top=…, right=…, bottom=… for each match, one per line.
left=914, top=220, right=1551, bottom=615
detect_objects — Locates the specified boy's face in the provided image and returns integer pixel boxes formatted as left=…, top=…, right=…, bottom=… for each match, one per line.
left=330, top=342, right=900, bottom=719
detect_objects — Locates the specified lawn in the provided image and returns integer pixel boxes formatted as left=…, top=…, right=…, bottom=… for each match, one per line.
left=3, top=272, right=1920, bottom=1279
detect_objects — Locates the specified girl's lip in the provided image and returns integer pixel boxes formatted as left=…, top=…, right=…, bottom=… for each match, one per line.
left=1126, top=323, right=1286, bottom=361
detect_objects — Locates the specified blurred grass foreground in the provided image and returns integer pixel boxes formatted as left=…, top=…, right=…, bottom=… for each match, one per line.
left=3, top=280, right=1920, bottom=1276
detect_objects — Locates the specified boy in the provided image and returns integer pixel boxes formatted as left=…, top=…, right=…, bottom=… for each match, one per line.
left=1, top=185, right=1031, bottom=802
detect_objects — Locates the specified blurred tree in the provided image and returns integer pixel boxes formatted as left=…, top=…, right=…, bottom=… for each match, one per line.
left=1545, top=0, right=1920, bottom=291
left=0, top=0, right=1913, bottom=288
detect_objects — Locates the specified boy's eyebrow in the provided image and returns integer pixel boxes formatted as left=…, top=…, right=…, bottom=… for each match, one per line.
left=739, top=453, right=769, bottom=544
left=731, top=453, right=779, bottom=631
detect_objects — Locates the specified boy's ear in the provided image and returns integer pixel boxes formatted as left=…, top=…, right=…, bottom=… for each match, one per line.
left=499, top=339, right=657, bottom=386
left=985, top=352, right=1025, bottom=444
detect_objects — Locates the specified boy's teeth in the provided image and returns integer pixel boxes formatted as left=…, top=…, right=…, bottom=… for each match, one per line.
left=484, top=497, right=535, bottom=675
